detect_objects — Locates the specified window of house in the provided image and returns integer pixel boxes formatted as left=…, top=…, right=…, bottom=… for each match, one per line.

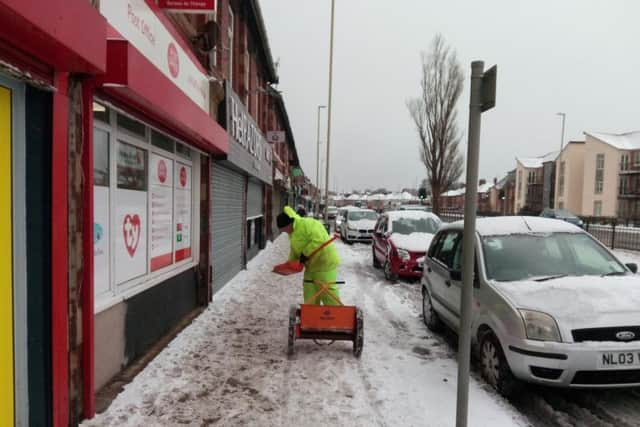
left=227, top=6, right=234, bottom=86
left=595, top=154, right=604, bottom=194
left=528, top=170, right=536, bottom=184
left=558, top=161, right=565, bottom=196
left=621, top=153, right=629, bottom=171
left=93, top=101, right=199, bottom=312
left=517, top=170, right=522, bottom=199
left=594, top=200, right=603, bottom=216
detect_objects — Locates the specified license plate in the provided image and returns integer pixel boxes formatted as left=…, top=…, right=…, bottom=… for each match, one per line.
left=597, top=351, right=640, bottom=369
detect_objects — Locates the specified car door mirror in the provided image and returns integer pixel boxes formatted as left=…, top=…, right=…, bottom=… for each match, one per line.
left=626, top=263, right=638, bottom=274
left=449, top=269, right=462, bottom=281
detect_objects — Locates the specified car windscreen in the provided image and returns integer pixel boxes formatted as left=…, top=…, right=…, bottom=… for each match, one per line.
left=349, top=211, right=378, bottom=221
left=482, top=232, right=626, bottom=282
left=392, top=217, right=440, bottom=235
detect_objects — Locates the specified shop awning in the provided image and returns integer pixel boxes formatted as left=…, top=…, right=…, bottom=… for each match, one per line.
left=98, top=34, right=228, bottom=156
left=0, top=0, right=107, bottom=74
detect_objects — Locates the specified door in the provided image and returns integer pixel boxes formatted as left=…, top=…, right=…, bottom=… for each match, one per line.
left=425, top=230, right=462, bottom=327
left=211, top=165, right=245, bottom=293
left=373, top=216, right=388, bottom=265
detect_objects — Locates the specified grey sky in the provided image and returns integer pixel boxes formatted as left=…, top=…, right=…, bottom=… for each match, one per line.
left=260, top=0, right=640, bottom=193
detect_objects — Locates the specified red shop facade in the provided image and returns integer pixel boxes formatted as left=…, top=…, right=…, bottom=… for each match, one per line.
left=0, top=0, right=228, bottom=425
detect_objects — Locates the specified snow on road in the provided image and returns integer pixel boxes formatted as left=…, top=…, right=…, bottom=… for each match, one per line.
left=84, top=235, right=527, bottom=427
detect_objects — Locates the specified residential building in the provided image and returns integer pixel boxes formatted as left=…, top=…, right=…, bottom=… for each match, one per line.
left=494, top=170, right=516, bottom=215
left=557, top=131, right=640, bottom=218
left=514, top=151, right=558, bottom=214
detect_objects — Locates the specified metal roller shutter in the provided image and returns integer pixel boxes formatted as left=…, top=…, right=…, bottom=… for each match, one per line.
left=211, top=165, right=245, bottom=293
left=247, top=179, right=263, bottom=218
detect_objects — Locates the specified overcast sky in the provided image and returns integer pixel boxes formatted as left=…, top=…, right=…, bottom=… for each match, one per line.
left=260, top=0, right=640, bottom=193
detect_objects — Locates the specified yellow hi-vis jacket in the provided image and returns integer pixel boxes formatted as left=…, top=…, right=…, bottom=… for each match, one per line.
left=284, top=206, right=340, bottom=273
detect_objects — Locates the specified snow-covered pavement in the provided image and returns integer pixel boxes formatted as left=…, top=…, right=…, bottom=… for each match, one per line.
left=84, top=235, right=528, bottom=427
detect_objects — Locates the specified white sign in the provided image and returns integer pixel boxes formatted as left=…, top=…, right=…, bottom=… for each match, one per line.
left=174, top=163, right=192, bottom=261
left=94, top=186, right=110, bottom=296
left=150, top=154, right=174, bottom=271
left=100, top=0, right=210, bottom=112
left=115, top=189, right=148, bottom=284
left=266, top=131, right=285, bottom=144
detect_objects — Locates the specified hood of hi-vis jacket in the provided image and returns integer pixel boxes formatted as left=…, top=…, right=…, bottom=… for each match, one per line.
left=284, top=206, right=340, bottom=273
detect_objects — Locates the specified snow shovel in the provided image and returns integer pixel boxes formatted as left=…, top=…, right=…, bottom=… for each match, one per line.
left=272, top=236, right=338, bottom=276
left=288, top=279, right=364, bottom=358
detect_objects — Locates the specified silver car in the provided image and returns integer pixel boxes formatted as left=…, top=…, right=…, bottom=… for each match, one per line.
left=421, top=216, right=640, bottom=395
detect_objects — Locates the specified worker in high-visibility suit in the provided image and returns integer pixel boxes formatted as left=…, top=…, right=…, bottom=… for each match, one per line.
left=277, top=206, right=341, bottom=305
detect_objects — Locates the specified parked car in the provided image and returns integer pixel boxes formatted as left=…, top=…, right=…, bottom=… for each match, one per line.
left=336, top=206, right=358, bottom=235
left=326, top=206, right=339, bottom=220
left=341, top=209, right=379, bottom=244
left=540, top=208, right=584, bottom=228
left=421, top=216, right=639, bottom=395
left=398, top=204, right=429, bottom=211
left=372, top=211, right=442, bottom=281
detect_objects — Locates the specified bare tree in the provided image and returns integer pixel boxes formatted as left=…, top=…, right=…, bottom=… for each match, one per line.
left=407, top=35, right=464, bottom=214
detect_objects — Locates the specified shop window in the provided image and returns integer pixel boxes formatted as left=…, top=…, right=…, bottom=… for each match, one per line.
left=93, top=102, right=110, bottom=123
left=93, top=128, right=109, bottom=186
left=151, top=129, right=174, bottom=153
left=117, top=113, right=147, bottom=139
left=93, top=101, right=198, bottom=311
left=176, top=142, right=192, bottom=160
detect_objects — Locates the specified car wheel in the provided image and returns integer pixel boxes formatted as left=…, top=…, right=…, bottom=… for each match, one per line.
left=422, top=288, right=443, bottom=332
left=372, top=247, right=381, bottom=268
left=384, top=260, right=398, bottom=282
left=479, top=332, right=519, bottom=397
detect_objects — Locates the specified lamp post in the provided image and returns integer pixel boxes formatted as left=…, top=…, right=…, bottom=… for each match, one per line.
left=316, top=105, right=326, bottom=217
left=556, top=112, right=566, bottom=152
left=323, top=0, right=336, bottom=224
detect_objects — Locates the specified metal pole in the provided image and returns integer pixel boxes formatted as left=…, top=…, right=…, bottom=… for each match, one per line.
left=557, top=112, right=566, bottom=152
left=456, top=60, right=484, bottom=427
left=323, top=0, right=335, bottom=224
left=316, top=105, right=326, bottom=217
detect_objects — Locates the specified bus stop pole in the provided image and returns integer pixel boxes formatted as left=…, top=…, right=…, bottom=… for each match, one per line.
left=456, top=60, right=484, bottom=427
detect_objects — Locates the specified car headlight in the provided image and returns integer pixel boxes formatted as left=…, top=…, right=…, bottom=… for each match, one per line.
left=397, top=248, right=410, bottom=261
left=347, top=226, right=356, bottom=232
left=519, top=310, right=561, bottom=342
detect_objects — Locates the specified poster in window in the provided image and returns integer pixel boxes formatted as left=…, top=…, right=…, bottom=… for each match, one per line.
left=115, top=189, right=148, bottom=284
left=150, top=153, right=173, bottom=271
left=174, top=163, right=192, bottom=261
left=94, top=186, right=110, bottom=296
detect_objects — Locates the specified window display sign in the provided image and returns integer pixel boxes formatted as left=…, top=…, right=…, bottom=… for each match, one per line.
left=150, top=153, right=173, bottom=271
left=174, top=163, right=192, bottom=261
left=94, top=186, right=110, bottom=295
left=158, top=0, right=215, bottom=13
left=116, top=189, right=148, bottom=284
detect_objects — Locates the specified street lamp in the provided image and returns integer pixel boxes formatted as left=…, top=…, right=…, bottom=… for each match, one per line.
left=316, top=105, right=326, bottom=217
left=556, top=112, right=566, bottom=152
left=323, top=0, right=336, bottom=224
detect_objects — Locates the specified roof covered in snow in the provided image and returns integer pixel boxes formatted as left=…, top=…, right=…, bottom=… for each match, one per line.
left=585, top=130, right=640, bottom=150
left=386, top=210, right=441, bottom=222
left=444, top=216, right=583, bottom=236
left=517, top=151, right=559, bottom=169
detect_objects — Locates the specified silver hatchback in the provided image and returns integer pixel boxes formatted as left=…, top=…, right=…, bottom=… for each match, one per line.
left=421, top=216, right=640, bottom=395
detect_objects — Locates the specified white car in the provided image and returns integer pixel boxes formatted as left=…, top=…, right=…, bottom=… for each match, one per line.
left=341, top=208, right=378, bottom=244
left=422, top=216, right=640, bottom=394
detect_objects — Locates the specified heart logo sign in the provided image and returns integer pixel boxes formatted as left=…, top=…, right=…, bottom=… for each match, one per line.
left=122, top=214, right=141, bottom=257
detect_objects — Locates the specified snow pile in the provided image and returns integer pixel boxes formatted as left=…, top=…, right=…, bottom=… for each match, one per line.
left=84, top=236, right=527, bottom=427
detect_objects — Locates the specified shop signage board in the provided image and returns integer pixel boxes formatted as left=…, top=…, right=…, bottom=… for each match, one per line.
left=225, top=82, right=273, bottom=184
left=174, top=162, right=192, bottom=261
left=94, top=186, right=110, bottom=295
left=150, top=153, right=174, bottom=271
left=157, top=0, right=215, bottom=13
left=100, top=0, right=210, bottom=112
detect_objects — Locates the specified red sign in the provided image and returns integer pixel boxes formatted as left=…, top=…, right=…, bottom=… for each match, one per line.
left=157, top=0, right=215, bottom=13
left=167, top=42, right=179, bottom=78
left=180, top=166, right=187, bottom=187
left=157, top=160, right=167, bottom=183
left=122, top=214, right=141, bottom=257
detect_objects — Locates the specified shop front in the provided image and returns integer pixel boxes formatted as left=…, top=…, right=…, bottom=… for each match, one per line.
left=91, top=0, right=228, bottom=415
left=211, top=82, right=272, bottom=293
left=0, top=1, right=107, bottom=425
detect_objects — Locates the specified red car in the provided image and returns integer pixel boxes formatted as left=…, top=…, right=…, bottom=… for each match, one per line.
left=372, top=211, right=442, bottom=281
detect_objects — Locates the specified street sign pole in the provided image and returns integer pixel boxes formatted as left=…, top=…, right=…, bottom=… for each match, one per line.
left=456, top=61, right=496, bottom=427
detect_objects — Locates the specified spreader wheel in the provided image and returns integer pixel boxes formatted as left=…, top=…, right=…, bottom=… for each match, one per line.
left=353, top=307, right=364, bottom=357
left=288, top=304, right=299, bottom=356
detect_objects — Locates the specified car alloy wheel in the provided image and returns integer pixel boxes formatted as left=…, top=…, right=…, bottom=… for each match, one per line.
left=384, top=260, right=398, bottom=282
left=479, top=332, right=518, bottom=396
left=422, top=288, right=442, bottom=332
